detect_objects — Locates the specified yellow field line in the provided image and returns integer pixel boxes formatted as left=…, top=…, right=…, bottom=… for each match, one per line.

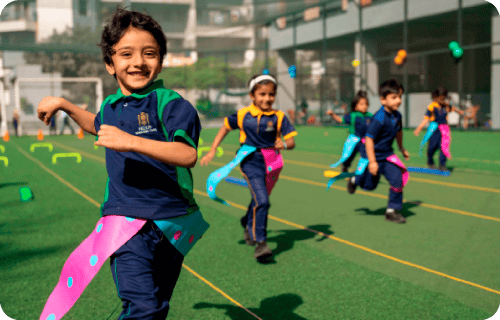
left=14, top=143, right=261, bottom=320
left=221, top=143, right=500, bottom=165
left=219, top=144, right=500, bottom=193
left=14, top=145, right=101, bottom=208
left=182, top=264, right=263, bottom=320
left=192, top=189, right=500, bottom=296
left=210, top=161, right=500, bottom=222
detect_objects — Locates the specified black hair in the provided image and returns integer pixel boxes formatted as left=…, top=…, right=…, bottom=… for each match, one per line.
left=379, top=78, right=404, bottom=98
left=99, top=8, right=167, bottom=66
left=248, top=74, right=278, bottom=95
left=351, top=90, right=368, bottom=112
left=431, top=86, right=448, bottom=98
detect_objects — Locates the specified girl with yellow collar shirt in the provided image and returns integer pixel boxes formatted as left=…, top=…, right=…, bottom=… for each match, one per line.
left=200, top=74, right=297, bottom=261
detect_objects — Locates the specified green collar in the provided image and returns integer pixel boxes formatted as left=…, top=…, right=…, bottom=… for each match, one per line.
left=108, top=80, right=165, bottom=105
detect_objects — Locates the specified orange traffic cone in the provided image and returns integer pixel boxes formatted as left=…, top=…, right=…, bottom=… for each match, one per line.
left=38, top=129, right=44, bottom=141
left=77, top=128, right=84, bottom=139
left=3, top=131, right=9, bottom=142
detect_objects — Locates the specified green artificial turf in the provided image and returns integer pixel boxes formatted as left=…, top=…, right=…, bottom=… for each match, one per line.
left=1, top=127, right=499, bottom=319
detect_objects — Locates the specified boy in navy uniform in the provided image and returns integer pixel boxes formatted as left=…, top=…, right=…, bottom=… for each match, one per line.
left=347, top=79, right=410, bottom=223
left=38, top=8, right=208, bottom=319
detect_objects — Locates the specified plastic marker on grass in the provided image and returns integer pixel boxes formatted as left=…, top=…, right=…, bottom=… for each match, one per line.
left=197, top=146, right=223, bottom=159
left=407, top=167, right=450, bottom=177
left=0, top=145, right=4, bottom=153
left=0, top=156, right=8, bottom=167
left=324, top=170, right=341, bottom=178
left=19, top=187, right=34, bottom=202
left=30, top=143, right=53, bottom=153
left=52, top=153, right=82, bottom=164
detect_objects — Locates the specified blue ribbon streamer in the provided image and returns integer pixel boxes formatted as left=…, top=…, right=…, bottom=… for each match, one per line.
left=330, top=134, right=361, bottom=168
left=206, top=144, right=257, bottom=206
left=326, top=157, right=369, bottom=191
left=418, top=121, right=438, bottom=157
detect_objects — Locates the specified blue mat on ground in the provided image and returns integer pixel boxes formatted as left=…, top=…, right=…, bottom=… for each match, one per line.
left=407, top=167, right=450, bottom=176
left=224, top=176, right=249, bottom=187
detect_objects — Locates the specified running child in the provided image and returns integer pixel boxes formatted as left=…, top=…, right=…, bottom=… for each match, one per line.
left=200, top=74, right=297, bottom=261
left=414, top=86, right=464, bottom=171
left=37, top=8, right=209, bottom=319
left=326, top=90, right=372, bottom=173
left=347, top=79, right=410, bottom=224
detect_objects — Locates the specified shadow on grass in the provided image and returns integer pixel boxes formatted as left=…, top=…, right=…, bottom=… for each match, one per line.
left=239, top=224, right=334, bottom=263
left=0, top=181, right=29, bottom=189
left=0, top=245, right=68, bottom=270
left=354, top=200, right=422, bottom=219
left=193, top=293, right=307, bottom=320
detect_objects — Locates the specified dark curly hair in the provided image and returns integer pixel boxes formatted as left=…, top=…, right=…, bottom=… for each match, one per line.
left=99, top=8, right=167, bottom=66
left=379, top=78, right=404, bottom=98
left=431, top=86, right=448, bottom=98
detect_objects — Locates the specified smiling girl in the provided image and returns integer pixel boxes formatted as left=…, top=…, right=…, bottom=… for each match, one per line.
left=200, top=74, right=297, bottom=261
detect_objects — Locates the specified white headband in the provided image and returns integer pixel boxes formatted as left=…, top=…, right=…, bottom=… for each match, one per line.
left=248, top=75, right=277, bottom=92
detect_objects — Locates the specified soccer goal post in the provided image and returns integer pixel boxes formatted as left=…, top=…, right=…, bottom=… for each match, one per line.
left=12, top=77, right=103, bottom=135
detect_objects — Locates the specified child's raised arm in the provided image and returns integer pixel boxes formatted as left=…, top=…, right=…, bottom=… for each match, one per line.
left=326, top=110, right=343, bottom=123
left=38, top=97, right=97, bottom=135
left=413, top=117, right=429, bottom=136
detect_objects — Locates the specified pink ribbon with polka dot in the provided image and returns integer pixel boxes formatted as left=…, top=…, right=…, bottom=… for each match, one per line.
left=438, top=124, right=452, bottom=159
left=386, top=154, right=409, bottom=193
left=261, top=147, right=284, bottom=195
left=40, top=216, right=146, bottom=320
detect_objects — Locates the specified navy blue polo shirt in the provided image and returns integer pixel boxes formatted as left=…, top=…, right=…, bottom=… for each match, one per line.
left=425, top=102, right=447, bottom=124
left=224, top=104, right=297, bottom=148
left=343, top=111, right=373, bottom=137
left=94, top=80, right=201, bottom=220
left=362, top=106, right=402, bottom=161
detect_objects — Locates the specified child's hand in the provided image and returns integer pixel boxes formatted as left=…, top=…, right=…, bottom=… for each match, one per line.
left=274, top=139, right=285, bottom=150
left=95, top=125, right=134, bottom=152
left=413, top=128, right=421, bottom=136
left=38, top=96, right=64, bottom=125
left=199, top=150, right=215, bottom=166
left=402, top=149, right=410, bottom=161
left=368, top=161, right=378, bottom=176
left=326, top=110, right=333, bottom=116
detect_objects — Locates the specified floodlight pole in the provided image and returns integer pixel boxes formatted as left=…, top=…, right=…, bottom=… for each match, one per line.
left=403, top=0, right=409, bottom=128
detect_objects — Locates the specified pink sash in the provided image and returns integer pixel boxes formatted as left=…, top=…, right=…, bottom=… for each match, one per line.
left=40, top=216, right=146, bottom=320
left=438, top=124, right=452, bottom=159
left=386, top=154, right=409, bottom=193
left=261, top=148, right=284, bottom=195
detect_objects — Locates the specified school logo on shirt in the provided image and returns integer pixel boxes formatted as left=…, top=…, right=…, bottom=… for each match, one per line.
left=265, top=121, right=275, bottom=132
left=136, top=112, right=157, bottom=135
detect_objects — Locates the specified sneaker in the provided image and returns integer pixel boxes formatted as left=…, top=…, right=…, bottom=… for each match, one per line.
left=385, top=208, right=406, bottom=224
left=244, top=227, right=256, bottom=246
left=428, top=164, right=437, bottom=169
left=438, top=165, right=447, bottom=172
left=254, top=241, right=273, bottom=260
left=341, top=164, right=348, bottom=173
left=347, top=176, right=357, bottom=194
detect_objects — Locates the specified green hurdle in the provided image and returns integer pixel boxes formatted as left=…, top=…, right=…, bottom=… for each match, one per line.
left=30, top=143, right=53, bottom=153
left=0, top=156, right=8, bottom=167
left=0, top=145, right=5, bottom=153
left=197, top=146, right=223, bottom=159
left=52, top=153, right=82, bottom=164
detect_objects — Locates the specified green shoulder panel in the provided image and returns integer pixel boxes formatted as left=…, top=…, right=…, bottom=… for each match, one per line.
left=156, top=88, right=182, bottom=139
left=155, top=88, right=199, bottom=213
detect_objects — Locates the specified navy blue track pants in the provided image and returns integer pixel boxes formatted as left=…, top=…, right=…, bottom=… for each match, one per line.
left=110, top=221, right=184, bottom=320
